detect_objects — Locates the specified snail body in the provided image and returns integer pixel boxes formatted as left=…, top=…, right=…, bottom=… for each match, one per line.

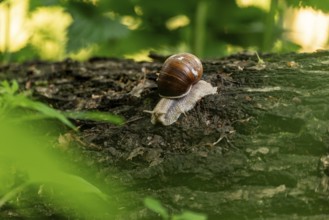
left=157, top=53, right=203, bottom=99
left=149, top=80, right=217, bottom=125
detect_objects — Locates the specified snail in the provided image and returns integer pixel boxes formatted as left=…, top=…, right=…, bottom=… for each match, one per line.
left=144, top=53, right=217, bottom=126
left=157, top=53, right=203, bottom=99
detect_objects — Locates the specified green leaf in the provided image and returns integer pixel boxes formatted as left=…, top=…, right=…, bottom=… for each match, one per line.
left=15, top=97, right=76, bottom=129
left=30, top=172, right=108, bottom=201
left=64, top=111, right=124, bottom=125
left=0, top=80, right=18, bottom=95
left=0, top=80, right=75, bottom=129
left=172, top=211, right=207, bottom=220
left=144, top=197, right=169, bottom=220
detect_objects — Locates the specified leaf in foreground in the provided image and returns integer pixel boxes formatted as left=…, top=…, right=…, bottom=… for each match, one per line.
left=144, top=197, right=169, bottom=220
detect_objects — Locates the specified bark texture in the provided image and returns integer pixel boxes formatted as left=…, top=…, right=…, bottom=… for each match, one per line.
left=1, top=51, right=329, bottom=219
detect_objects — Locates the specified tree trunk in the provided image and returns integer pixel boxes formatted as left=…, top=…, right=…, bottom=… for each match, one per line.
left=1, top=51, right=329, bottom=219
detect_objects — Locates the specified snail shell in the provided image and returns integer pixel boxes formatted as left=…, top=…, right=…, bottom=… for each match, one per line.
left=157, top=53, right=203, bottom=99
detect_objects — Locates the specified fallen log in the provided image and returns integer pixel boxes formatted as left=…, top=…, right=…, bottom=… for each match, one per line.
left=1, top=51, right=329, bottom=219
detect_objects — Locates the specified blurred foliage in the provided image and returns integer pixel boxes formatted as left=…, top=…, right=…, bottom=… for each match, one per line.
left=0, top=115, right=116, bottom=218
left=0, top=80, right=121, bottom=218
left=0, top=80, right=123, bottom=127
left=0, top=80, right=75, bottom=128
left=144, top=197, right=207, bottom=220
left=286, top=0, right=329, bottom=12
left=64, top=110, right=124, bottom=124
left=0, top=0, right=328, bottom=62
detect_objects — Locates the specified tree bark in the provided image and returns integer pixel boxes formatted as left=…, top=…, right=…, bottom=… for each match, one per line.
left=1, top=51, right=329, bottom=219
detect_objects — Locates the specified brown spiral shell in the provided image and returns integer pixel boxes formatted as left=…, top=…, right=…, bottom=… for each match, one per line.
left=157, top=53, right=203, bottom=99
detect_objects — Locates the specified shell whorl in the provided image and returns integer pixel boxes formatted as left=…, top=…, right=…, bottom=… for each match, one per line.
left=157, top=53, right=203, bottom=99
